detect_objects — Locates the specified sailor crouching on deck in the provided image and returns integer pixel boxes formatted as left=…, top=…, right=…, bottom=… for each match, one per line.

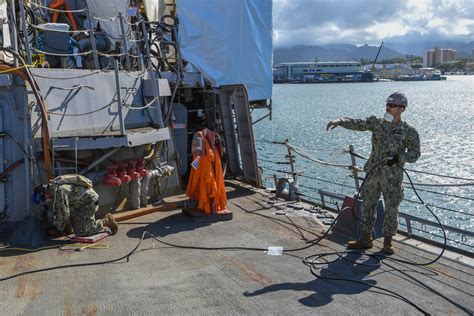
left=34, top=175, right=118, bottom=237
left=326, top=92, right=420, bottom=254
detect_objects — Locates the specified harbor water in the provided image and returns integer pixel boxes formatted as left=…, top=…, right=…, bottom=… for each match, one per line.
left=254, top=76, right=473, bottom=251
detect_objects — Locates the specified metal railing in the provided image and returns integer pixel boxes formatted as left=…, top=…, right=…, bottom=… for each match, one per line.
left=257, top=139, right=474, bottom=253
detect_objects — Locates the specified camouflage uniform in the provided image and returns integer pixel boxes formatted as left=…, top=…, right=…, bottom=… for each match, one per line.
left=52, top=181, right=104, bottom=237
left=339, top=116, right=420, bottom=236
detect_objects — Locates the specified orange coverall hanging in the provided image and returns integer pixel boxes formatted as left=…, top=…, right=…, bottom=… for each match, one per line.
left=50, top=0, right=79, bottom=31
left=186, top=129, right=227, bottom=214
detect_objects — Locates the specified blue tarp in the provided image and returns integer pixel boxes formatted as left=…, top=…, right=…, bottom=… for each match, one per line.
left=177, top=0, right=273, bottom=101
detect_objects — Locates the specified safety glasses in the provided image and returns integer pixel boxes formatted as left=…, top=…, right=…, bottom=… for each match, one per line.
left=386, top=103, right=405, bottom=108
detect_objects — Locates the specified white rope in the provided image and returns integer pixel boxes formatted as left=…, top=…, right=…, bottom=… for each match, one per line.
left=285, top=141, right=354, bottom=169
left=120, top=70, right=148, bottom=78
left=31, top=70, right=103, bottom=80
left=27, top=22, right=88, bottom=34
left=124, top=98, right=158, bottom=110
left=89, top=14, right=120, bottom=22
left=31, top=47, right=91, bottom=57
left=123, top=19, right=144, bottom=27
left=129, top=38, right=144, bottom=43
left=29, top=1, right=87, bottom=13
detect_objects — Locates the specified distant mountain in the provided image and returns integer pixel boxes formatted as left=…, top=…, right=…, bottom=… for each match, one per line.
left=385, top=41, right=474, bottom=57
left=273, top=44, right=403, bottom=64
left=273, top=41, right=474, bottom=64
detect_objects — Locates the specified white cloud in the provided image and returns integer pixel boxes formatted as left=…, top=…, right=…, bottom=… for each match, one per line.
left=273, top=0, right=474, bottom=47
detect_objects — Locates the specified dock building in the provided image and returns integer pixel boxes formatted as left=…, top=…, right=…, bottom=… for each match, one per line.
left=273, top=61, right=372, bottom=83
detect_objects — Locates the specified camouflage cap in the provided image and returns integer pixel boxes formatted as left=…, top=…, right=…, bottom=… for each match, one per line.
left=386, top=92, right=408, bottom=107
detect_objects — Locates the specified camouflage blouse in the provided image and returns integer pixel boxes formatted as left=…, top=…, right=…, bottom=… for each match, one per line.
left=339, top=115, right=421, bottom=172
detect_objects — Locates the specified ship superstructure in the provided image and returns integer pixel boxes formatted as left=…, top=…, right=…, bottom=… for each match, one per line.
left=0, top=0, right=272, bottom=223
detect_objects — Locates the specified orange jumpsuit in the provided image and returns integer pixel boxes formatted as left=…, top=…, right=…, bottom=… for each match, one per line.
left=186, top=129, right=227, bottom=214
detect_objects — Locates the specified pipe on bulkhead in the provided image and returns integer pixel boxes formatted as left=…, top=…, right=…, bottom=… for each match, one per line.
left=80, top=148, right=121, bottom=174
left=140, top=169, right=161, bottom=207
left=129, top=180, right=142, bottom=210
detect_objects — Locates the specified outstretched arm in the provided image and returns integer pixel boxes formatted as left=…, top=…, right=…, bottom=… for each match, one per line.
left=327, top=116, right=379, bottom=132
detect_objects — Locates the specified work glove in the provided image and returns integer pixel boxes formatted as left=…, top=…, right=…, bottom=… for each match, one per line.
left=386, top=155, right=400, bottom=167
left=326, top=119, right=342, bottom=131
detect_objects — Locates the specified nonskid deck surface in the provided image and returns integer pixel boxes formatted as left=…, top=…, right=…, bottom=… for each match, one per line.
left=0, top=181, right=472, bottom=315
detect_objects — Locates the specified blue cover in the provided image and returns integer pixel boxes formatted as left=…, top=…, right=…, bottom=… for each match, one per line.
left=177, top=0, right=273, bottom=101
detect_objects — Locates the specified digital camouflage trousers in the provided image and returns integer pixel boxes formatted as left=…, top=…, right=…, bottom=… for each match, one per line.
left=360, top=166, right=404, bottom=237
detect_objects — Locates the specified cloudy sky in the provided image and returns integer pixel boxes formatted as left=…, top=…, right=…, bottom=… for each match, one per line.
left=273, top=0, right=474, bottom=47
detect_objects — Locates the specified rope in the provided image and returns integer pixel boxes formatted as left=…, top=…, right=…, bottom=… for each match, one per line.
left=31, top=47, right=91, bottom=57
left=411, top=187, right=474, bottom=201
left=31, top=70, right=103, bottom=80
left=59, top=243, right=110, bottom=252
left=26, top=22, right=85, bottom=34
left=0, top=62, right=38, bottom=73
left=48, top=103, right=111, bottom=116
left=404, top=168, right=474, bottom=181
left=29, top=1, right=87, bottom=13
left=123, top=18, right=144, bottom=27
left=404, top=181, right=474, bottom=188
left=120, top=70, right=148, bottom=78
left=401, top=198, right=473, bottom=217
left=89, top=14, right=120, bottom=22
left=353, top=174, right=474, bottom=188
left=347, top=149, right=474, bottom=181
left=50, top=84, right=94, bottom=91
left=124, top=98, right=158, bottom=110
left=31, top=47, right=140, bottom=59
left=128, top=38, right=144, bottom=43
left=299, top=174, right=355, bottom=189
left=285, top=141, right=354, bottom=169
left=259, top=158, right=290, bottom=165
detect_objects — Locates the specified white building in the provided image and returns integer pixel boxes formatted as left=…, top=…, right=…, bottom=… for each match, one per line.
left=273, top=61, right=364, bottom=82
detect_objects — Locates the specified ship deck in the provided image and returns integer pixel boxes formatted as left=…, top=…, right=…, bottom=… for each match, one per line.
left=0, top=181, right=472, bottom=315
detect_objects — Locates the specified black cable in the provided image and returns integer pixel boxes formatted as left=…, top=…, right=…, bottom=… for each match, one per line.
left=304, top=259, right=429, bottom=315
left=291, top=159, right=448, bottom=315
left=0, top=159, right=449, bottom=314
left=386, top=167, right=446, bottom=266
left=0, top=230, right=148, bottom=282
left=2, top=132, right=54, bottom=178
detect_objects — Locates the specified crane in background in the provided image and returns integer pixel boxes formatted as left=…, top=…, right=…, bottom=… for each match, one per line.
left=371, top=41, right=384, bottom=73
